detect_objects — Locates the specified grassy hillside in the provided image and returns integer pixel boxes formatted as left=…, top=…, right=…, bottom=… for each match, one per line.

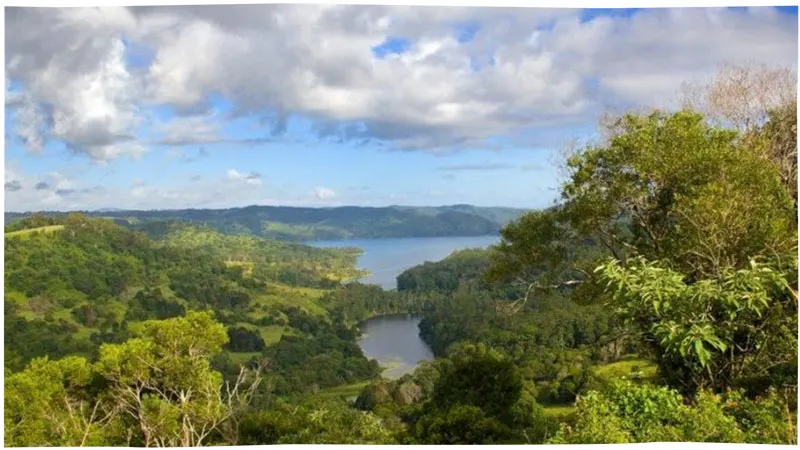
left=2, top=214, right=369, bottom=373
left=5, top=224, right=65, bottom=239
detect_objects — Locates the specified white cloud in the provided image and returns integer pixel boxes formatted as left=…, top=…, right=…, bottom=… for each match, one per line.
left=6, top=8, right=144, bottom=161
left=156, top=114, right=222, bottom=146
left=227, top=168, right=263, bottom=185
left=4, top=166, right=282, bottom=211
left=4, top=5, right=797, bottom=159
left=313, top=187, right=337, bottom=200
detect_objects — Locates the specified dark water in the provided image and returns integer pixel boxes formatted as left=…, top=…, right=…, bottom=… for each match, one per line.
left=357, top=314, right=434, bottom=379
left=309, top=235, right=498, bottom=289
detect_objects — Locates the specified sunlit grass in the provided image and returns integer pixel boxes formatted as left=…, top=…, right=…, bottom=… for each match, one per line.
left=593, top=355, right=658, bottom=383
left=259, top=325, right=286, bottom=345
left=316, top=380, right=372, bottom=400
left=5, top=225, right=65, bottom=239
left=542, top=404, right=575, bottom=418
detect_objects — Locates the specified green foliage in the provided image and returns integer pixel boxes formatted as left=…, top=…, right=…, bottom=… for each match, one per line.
left=238, top=398, right=396, bottom=444
left=430, top=343, right=522, bottom=418
left=565, top=110, right=794, bottom=277
left=405, top=344, right=539, bottom=444
left=3, top=214, right=371, bottom=370
left=597, top=256, right=797, bottom=394
left=6, top=313, right=264, bottom=447
left=5, top=356, right=99, bottom=446
left=125, top=288, right=185, bottom=321
left=549, top=381, right=796, bottom=444
left=408, top=404, right=511, bottom=444
left=397, top=248, right=493, bottom=293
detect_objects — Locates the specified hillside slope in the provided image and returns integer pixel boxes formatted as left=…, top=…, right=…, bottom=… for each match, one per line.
left=5, top=204, right=529, bottom=241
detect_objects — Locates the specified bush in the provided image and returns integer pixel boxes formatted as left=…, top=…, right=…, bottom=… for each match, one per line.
left=548, top=381, right=796, bottom=444
left=225, top=327, right=266, bottom=352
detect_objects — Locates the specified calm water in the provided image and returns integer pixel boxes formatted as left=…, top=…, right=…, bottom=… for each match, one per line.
left=357, top=314, right=434, bottom=379
left=308, top=235, right=499, bottom=289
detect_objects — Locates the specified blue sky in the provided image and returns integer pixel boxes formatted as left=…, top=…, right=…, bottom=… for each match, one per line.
left=4, top=5, right=797, bottom=212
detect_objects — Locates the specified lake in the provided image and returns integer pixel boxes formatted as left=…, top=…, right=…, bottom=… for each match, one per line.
left=309, top=235, right=499, bottom=377
left=308, top=235, right=499, bottom=289
left=357, top=314, right=434, bottom=379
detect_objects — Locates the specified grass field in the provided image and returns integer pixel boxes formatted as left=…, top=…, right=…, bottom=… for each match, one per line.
left=259, top=325, right=286, bottom=345
left=5, top=225, right=65, bottom=239
left=593, top=355, right=658, bottom=382
left=227, top=351, right=263, bottom=365
left=316, top=380, right=372, bottom=400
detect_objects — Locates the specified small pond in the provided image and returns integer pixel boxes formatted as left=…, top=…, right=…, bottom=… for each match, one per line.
left=357, top=314, right=434, bottom=379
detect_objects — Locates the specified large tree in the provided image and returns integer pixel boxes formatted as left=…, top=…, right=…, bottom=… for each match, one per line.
left=488, top=109, right=797, bottom=397
left=5, top=312, right=263, bottom=447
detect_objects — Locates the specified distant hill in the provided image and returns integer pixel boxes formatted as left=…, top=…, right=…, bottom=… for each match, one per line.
left=4, top=205, right=530, bottom=241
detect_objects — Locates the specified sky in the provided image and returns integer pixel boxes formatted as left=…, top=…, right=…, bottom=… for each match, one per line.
left=4, top=4, right=798, bottom=212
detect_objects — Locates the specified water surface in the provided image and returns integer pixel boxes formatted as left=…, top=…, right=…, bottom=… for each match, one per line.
left=357, top=314, right=434, bottom=379
left=309, top=235, right=498, bottom=289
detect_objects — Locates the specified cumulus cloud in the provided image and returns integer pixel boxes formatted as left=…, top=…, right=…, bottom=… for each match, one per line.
left=313, top=187, right=337, bottom=200
left=4, top=5, right=797, bottom=160
left=227, top=168, right=262, bottom=185
left=6, top=7, right=144, bottom=160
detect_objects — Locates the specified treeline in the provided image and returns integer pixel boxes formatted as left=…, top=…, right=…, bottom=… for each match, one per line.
left=6, top=204, right=526, bottom=241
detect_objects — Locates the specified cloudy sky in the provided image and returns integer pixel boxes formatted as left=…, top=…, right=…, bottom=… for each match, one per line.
left=4, top=4, right=798, bottom=212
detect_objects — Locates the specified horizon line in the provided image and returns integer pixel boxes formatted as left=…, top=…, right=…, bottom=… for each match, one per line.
left=3, top=203, right=545, bottom=215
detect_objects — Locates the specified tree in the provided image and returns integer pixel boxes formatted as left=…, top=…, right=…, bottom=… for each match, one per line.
left=409, top=404, right=511, bottom=444
left=407, top=344, right=537, bottom=444
left=596, top=256, right=797, bottom=396
left=489, top=110, right=797, bottom=398
left=5, top=356, right=111, bottom=447
left=562, top=111, right=794, bottom=277
left=750, top=99, right=798, bottom=210
left=680, top=63, right=796, bottom=132
left=93, top=311, right=262, bottom=447
left=225, top=326, right=267, bottom=352
left=430, top=343, right=522, bottom=419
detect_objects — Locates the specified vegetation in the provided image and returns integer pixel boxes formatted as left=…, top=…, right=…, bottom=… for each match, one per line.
left=397, top=248, right=492, bottom=293
left=6, top=204, right=526, bottom=241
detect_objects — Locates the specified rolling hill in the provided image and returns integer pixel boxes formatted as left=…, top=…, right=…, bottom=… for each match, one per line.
left=5, top=204, right=530, bottom=241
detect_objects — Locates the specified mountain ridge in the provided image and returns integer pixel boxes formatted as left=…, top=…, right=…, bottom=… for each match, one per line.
left=5, top=204, right=531, bottom=241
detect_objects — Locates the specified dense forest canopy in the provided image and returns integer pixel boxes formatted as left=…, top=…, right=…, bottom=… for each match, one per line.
left=4, top=63, right=798, bottom=446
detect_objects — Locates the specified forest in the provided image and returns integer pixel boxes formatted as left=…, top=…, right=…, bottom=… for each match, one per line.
left=4, top=64, right=798, bottom=445
left=4, top=204, right=526, bottom=241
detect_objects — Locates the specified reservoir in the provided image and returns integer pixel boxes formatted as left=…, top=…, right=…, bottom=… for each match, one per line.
left=357, top=314, right=434, bottom=379
left=309, top=235, right=499, bottom=376
left=309, top=235, right=498, bottom=289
